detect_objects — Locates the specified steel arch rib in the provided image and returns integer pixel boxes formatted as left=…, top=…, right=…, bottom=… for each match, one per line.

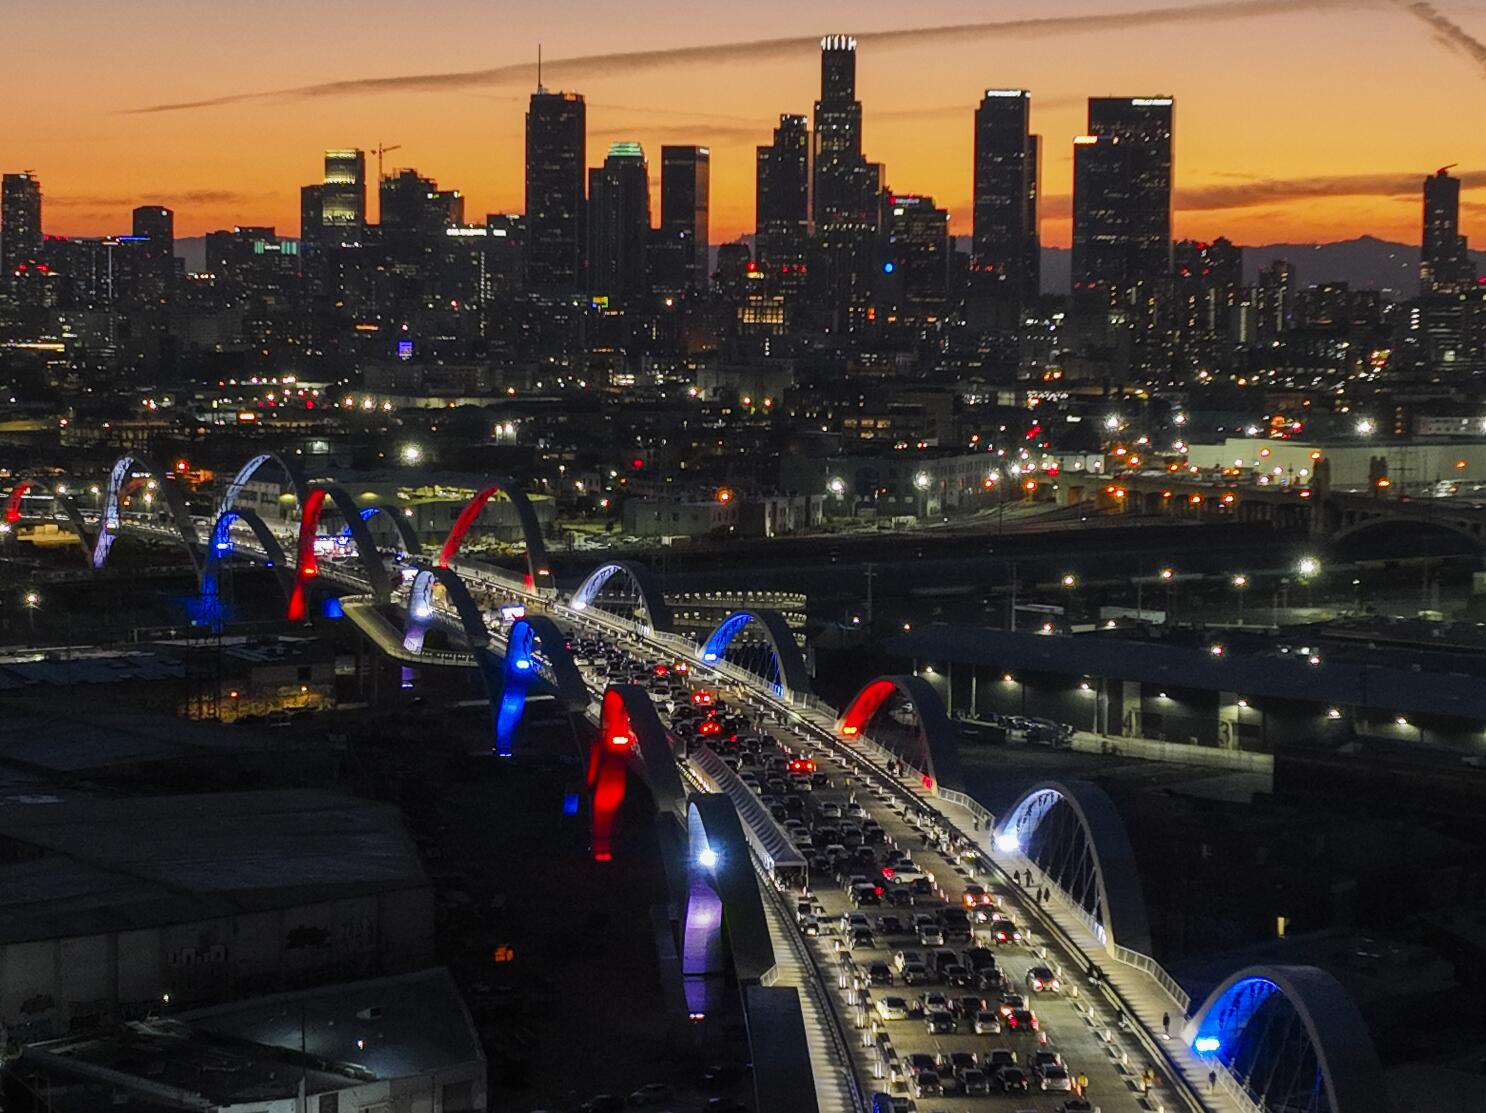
left=4, top=478, right=93, bottom=560
left=347, top=504, right=421, bottom=557
left=436, top=479, right=553, bottom=592
left=217, top=451, right=309, bottom=519
left=287, top=485, right=394, bottom=620
left=570, top=560, right=673, bottom=632
left=697, top=609, right=809, bottom=697
left=403, top=565, right=490, bottom=653
left=201, top=508, right=293, bottom=601
left=92, top=454, right=201, bottom=573
left=587, top=684, right=688, bottom=861
left=995, top=779, right=1151, bottom=955
left=686, top=793, right=776, bottom=985
left=1183, top=964, right=1391, bottom=1113
left=836, top=674, right=964, bottom=793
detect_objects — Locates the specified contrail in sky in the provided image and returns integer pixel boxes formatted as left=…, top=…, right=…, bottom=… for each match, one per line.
left=123, top=0, right=1358, bottom=115
left=1403, top=1, right=1486, bottom=73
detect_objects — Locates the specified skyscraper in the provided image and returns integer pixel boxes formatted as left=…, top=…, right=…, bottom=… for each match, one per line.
left=812, top=36, right=878, bottom=232
left=131, top=205, right=175, bottom=305
left=525, top=90, right=587, bottom=293
left=811, top=36, right=882, bottom=329
left=972, top=90, right=1040, bottom=305
left=1, top=172, right=42, bottom=284
left=659, top=146, right=709, bottom=294
left=322, top=149, right=367, bottom=232
left=755, top=114, right=811, bottom=290
left=587, top=142, right=651, bottom=303
left=1072, top=97, right=1175, bottom=373
left=1422, top=167, right=1474, bottom=295
left=882, top=194, right=949, bottom=318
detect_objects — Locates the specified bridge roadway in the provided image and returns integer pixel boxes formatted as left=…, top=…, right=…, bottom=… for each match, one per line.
left=100, top=512, right=1246, bottom=1113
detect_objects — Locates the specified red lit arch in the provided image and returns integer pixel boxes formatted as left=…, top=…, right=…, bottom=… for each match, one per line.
left=836, top=674, right=963, bottom=793
left=436, top=480, right=553, bottom=592
left=287, top=485, right=394, bottom=620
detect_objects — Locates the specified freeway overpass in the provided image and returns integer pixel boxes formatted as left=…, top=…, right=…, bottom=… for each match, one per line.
left=1, top=455, right=1393, bottom=1113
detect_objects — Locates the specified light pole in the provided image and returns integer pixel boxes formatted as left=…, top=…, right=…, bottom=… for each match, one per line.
left=23, top=590, right=39, bottom=636
left=1297, top=555, right=1320, bottom=608
left=1231, top=574, right=1249, bottom=626
left=913, top=471, right=931, bottom=519
left=1160, top=567, right=1175, bottom=625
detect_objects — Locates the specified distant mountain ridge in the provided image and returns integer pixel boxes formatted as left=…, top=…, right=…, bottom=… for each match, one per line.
left=1040, top=236, right=1486, bottom=297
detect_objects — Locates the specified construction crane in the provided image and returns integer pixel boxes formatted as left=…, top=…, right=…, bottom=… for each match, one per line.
left=371, top=143, right=402, bottom=225
left=1437, top=163, right=1458, bottom=176
left=372, top=143, right=402, bottom=183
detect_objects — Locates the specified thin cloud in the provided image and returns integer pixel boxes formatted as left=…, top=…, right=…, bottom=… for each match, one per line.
left=590, top=123, right=766, bottom=144
left=1034, top=169, right=1486, bottom=220
left=123, top=0, right=1359, bottom=115
left=1404, top=1, right=1486, bottom=73
left=47, top=189, right=262, bottom=208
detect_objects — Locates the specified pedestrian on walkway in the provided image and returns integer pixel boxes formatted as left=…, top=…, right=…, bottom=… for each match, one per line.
left=1162, top=1011, right=1171, bottom=1038
left=1208, top=1070, right=1217, bottom=1092
left=1076, top=1072, right=1088, bottom=1095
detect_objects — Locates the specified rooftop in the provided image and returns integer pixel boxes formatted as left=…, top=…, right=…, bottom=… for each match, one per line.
left=0, top=790, right=426, bottom=944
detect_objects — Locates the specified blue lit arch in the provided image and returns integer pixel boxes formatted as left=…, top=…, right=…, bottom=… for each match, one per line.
left=92, top=454, right=201, bottom=572
left=218, top=451, right=308, bottom=519
left=992, top=779, right=1150, bottom=954
left=340, top=504, right=421, bottom=559
left=1184, top=965, right=1390, bottom=1113
left=199, top=508, right=294, bottom=626
left=569, top=560, right=673, bottom=632
left=487, top=614, right=588, bottom=758
left=698, top=609, right=809, bottom=698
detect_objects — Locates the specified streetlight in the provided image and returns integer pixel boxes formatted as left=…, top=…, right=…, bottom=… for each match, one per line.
left=23, top=590, right=39, bottom=635
left=1232, top=574, right=1249, bottom=625
left=1297, top=555, right=1320, bottom=606
left=913, top=471, right=931, bottom=491
left=399, top=443, right=424, bottom=466
left=1355, top=418, right=1375, bottom=436
left=827, top=476, right=846, bottom=497
left=913, top=471, right=931, bottom=519
left=1061, top=574, right=1077, bottom=589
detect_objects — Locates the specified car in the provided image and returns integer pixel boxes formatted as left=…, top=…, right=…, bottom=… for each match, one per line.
left=964, top=946, right=998, bottom=972
left=850, top=928, right=876, bottom=949
left=628, top=1083, right=675, bottom=1106
left=886, top=887, right=916, bottom=908
left=924, top=1009, right=957, bottom=1034
left=941, top=963, right=972, bottom=988
left=962, top=883, right=994, bottom=908
left=1031, top=1050, right=1063, bottom=1072
left=911, top=1072, right=943, bottom=1099
left=973, top=1009, right=1002, bottom=1034
left=959, top=1068, right=991, bottom=1096
left=1027, top=965, right=1062, bottom=993
left=992, top=920, right=1023, bottom=944
left=901, top=962, right=931, bottom=985
left=920, top=992, right=952, bottom=1014
left=852, top=885, right=884, bottom=908
left=1039, top=1066, right=1074, bottom=1092
left=999, top=992, right=1027, bottom=1014
left=940, top=908, right=973, bottom=941
left=868, top=961, right=894, bottom=986
left=800, top=914, right=821, bottom=936
left=996, top=1066, right=1031, bottom=1093
left=955, top=995, right=987, bottom=1017
left=905, top=1053, right=938, bottom=1076
left=842, top=911, right=872, bottom=933
left=885, top=862, right=926, bottom=884
left=877, top=915, right=906, bottom=936
left=983, top=1047, right=1017, bottom=1068
left=893, top=949, right=924, bottom=973
left=870, top=1094, right=912, bottom=1113
left=1057, top=1102, right=1101, bottom=1113
left=910, top=877, right=935, bottom=897
left=917, top=924, right=945, bottom=946
left=875, top=996, right=910, bottom=1021
left=1005, top=1007, right=1039, bottom=1033
left=819, top=801, right=843, bottom=819
left=942, top=1051, right=978, bottom=1077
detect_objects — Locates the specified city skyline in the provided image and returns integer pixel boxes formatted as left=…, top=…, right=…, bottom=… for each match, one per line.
left=8, top=0, right=1486, bottom=246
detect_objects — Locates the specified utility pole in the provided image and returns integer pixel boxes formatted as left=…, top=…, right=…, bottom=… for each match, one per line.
left=864, top=563, right=877, bottom=626
left=1007, top=562, right=1019, bottom=631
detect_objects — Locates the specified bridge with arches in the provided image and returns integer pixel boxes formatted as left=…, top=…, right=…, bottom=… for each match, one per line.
left=1, top=453, right=1398, bottom=1113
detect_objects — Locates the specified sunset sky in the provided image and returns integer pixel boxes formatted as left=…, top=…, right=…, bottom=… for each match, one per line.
left=7, top=0, right=1486, bottom=248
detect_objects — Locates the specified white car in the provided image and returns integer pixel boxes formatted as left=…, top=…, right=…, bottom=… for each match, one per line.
left=875, top=996, right=910, bottom=1021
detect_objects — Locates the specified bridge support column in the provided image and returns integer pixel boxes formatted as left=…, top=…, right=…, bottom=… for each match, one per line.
left=1118, top=681, right=1142, bottom=738
left=1217, top=691, right=1242, bottom=751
